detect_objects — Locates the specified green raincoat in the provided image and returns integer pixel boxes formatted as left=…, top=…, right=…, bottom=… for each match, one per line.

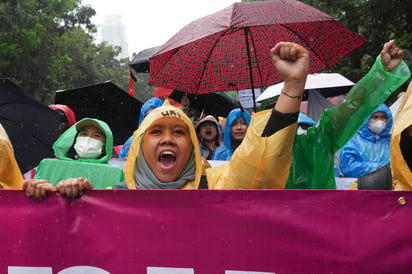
left=34, top=118, right=125, bottom=188
left=286, top=55, right=410, bottom=189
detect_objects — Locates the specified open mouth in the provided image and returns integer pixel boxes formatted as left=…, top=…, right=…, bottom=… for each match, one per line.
left=158, top=151, right=176, bottom=168
left=205, top=129, right=212, bottom=136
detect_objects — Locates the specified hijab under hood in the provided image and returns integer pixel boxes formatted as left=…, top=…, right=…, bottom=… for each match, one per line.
left=125, top=100, right=203, bottom=189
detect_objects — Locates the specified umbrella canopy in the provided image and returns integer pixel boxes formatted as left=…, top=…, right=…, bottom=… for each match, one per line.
left=0, top=79, right=61, bottom=173
left=149, top=0, right=367, bottom=109
left=169, top=90, right=240, bottom=117
left=256, top=73, right=355, bottom=102
left=307, top=90, right=339, bottom=122
left=55, top=81, right=143, bottom=146
left=130, top=46, right=161, bottom=73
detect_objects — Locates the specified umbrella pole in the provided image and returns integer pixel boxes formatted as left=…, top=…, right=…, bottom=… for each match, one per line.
left=244, top=27, right=257, bottom=113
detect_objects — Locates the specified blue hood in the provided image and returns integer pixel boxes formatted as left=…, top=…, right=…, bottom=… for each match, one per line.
left=298, top=112, right=316, bottom=126
left=358, top=104, right=393, bottom=141
left=223, top=108, right=251, bottom=150
left=138, top=97, right=164, bottom=125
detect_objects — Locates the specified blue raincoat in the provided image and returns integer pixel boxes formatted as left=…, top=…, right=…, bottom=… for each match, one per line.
left=212, top=108, right=251, bottom=161
left=285, top=55, right=410, bottom=189
left=119, top=97, right=163, bottom=158
left=339, top=104, right=393, bottom=178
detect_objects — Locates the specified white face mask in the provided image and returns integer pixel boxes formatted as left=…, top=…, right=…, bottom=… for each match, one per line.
left=74, top=136, right=104, bottom=159
left=368, top=120, right=387, bottom=135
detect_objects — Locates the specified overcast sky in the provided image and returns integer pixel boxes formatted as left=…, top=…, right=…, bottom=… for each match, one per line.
left=81, top=0, right=239, bottom=57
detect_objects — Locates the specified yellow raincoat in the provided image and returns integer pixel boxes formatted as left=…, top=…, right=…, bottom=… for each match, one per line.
left=0, top=124, right=23, bottom=189
left=392, top=81, right=412, bottom=190
left=125, top=102, right=296, bottom=189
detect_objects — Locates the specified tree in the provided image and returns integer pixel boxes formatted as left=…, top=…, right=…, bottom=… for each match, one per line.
left=0, top=0, right=131, bottom=104
left=301, top=0, right=412, bottom=84
left=241, top=0, right=412, bottom=97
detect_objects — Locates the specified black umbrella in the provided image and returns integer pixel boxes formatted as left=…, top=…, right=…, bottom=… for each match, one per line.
left=130, top=46, right=160, bottom=73
left=0, top=78, right=61, bottom=173
left=55, top=81, right=143, bottom=145
left=169, top=90, right=239, bottom=118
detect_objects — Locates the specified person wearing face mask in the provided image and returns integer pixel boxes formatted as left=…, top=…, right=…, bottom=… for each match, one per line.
left=339, top=104, right=393, bottom=178
left=212, top=108, right=251, bottom=161
left=285, top=40, right=410, bottom=189
left=24, top=41, right=313, bottom=197
left=347, top=81, right=412, bottom=190
left=23, top=118, right=125, bottom=198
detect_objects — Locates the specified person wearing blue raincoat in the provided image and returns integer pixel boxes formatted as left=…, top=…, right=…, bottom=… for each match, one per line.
left=24, top=41, right=314, bottom=199
left=339, top=104, right=393, bottom=178
left=212, top=108, right=251, bottom=161
left=119, top=97, right=163, bottom=158
left=285, top=39, right=410, bottom=189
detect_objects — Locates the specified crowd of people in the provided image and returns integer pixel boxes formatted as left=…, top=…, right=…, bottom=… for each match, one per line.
left=0, top=40, right=410, bottom=199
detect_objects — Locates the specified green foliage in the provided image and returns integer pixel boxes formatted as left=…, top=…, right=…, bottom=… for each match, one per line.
left=0, top=0, right=131, bottom=104
left=301, top=0, right=412, bottom=85
left=242, top=0, right=412, bottom=99
left=132, top=73, right=154, bottom=103
left=1, top=0, right=411, bottom=105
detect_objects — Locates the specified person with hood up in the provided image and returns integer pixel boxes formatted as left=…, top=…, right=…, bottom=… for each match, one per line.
left=24, top=41, right=311, bottom=195
left=285, top=39, right=410, bottom=189
left=212, top=108, right=251, bottom=161
left=119, top=97, right=163, bottom=158
left=23, top=118, right=125, bottom=198
left=0, top=123, right=23, bottom=189
left=389, top=81, right=412, bottom=190
left=120, top=41, right=309, bottom=190
left=196, top=115, right=223, bottom=160
left=348, top=81, right=412, bottom=190
left=339, top=104, right=393, bottom=178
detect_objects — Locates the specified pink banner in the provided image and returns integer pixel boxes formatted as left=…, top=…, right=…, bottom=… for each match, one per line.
left=1, top=190, right=412, bottom=273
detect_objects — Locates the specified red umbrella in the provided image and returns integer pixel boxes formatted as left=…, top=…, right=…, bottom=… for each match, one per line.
left=149, top=0, right=367, bottom=111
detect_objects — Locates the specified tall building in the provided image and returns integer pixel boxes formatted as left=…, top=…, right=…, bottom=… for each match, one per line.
left=101, top=15, right=129, bottom=60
